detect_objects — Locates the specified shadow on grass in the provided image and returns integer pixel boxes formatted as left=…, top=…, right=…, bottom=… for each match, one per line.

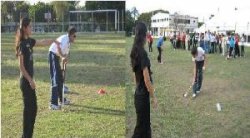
left=68, top=104, right=125, bottom=116
left=67, top=91, right=80, bottom=95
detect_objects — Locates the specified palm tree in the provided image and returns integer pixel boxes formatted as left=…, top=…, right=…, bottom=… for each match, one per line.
left=51, top=1, right=69, bottom=22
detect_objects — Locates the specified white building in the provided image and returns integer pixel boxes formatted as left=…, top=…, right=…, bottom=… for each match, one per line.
left=151, top=12, right=170, bottom=36
left=169, top=13, right=198, bottom=32
left=151, top=12, right=198, bottom=37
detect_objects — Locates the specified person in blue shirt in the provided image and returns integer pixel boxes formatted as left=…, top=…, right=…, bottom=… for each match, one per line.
left=156, top=33, right=166, bottom=64
left=228, top=35, right=235, bottom=59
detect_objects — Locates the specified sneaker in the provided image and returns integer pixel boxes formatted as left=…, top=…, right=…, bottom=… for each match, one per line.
left=63, top=86, right=69, bottom=94
left=49, top=104, right=61, bottom=110
left=196, top=90, right=201, bottom=94
left=192, top=93, right=196, bottom=98
left=160, top=62, right=163, bottom=64
left=60, top=98, right=70, bottom=105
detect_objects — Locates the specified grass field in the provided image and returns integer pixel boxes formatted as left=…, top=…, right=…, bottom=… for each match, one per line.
left=126, top=38, right=250, bottom=138
left=1, top=32, right=125, bottom=138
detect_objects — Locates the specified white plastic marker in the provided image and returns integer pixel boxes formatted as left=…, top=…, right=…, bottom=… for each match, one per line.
left=183, top=85, right=192, bottom=98
left=216, top=103, right=222, bottom=111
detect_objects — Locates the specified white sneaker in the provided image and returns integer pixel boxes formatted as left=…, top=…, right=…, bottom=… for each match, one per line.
left=60, top=99, right=70, bottom=105
left=49, top=104, right=61, bottom=110
left=192, top=93, right=196, bottom=98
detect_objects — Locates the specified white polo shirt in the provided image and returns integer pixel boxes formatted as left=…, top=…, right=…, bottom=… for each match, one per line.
left=192, top=47, right=205, bottom=61
left=49, top=34, right=70, bottom=56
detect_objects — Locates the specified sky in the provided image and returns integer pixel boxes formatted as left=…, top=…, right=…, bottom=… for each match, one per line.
left=21, top=0, right=250, bottom=22
left=126, top=0, right=250, bottom=22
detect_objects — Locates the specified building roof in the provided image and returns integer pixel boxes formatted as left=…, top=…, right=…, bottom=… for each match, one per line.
left=151, top=12, right=169, bottom=20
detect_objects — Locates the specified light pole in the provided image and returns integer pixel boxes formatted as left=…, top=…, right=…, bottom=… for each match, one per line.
left=234, top=7, right=238, bottom=33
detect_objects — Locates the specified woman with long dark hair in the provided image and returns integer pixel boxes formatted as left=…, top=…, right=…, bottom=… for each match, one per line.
left=16, top=17, right=59, bottom=138
left=130, top=22, right=158, bottom=138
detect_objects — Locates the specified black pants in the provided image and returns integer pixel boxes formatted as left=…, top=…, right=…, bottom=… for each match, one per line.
left=133, top=94, right=151, bottom=138
left=229, top=47, right=234, bottom=57
left=20, top=77, right=37, bottom=138
left=148, top=41, right=153, bottom=52
left=211, top=42, right=215, bottom=53
left=241, top=45, right=245, bottom=57
left=235, top=44, right=240, bottom=57
left=188, top=41, right=191, bottom=50
left=157, top=47, right=162, bottom=63
left=182, top=41, right=185, bottom=50
left=49, top=52, right=63, bottom=105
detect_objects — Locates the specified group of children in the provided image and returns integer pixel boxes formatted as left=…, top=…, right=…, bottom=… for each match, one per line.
left=16, top=17, right=76, bottom=138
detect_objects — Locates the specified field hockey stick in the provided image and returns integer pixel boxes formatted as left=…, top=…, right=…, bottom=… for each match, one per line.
left=62, top=62, right=67, bottom=108
left=183, top=85, right=192, bottom=98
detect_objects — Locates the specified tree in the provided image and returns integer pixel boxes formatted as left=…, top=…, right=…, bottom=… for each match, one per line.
left=51, top=1, right=70, bottom=22
left=125, top=10, right=134, bottom=36
left=1, top=1, right=14, bottom=23
left=198, top=22, right=204, bottom=28
left=29, top=2, right=54, bottom=22
left=137, top=12, right=152, bottom=29
left=13, top=1, right=30, bottom=22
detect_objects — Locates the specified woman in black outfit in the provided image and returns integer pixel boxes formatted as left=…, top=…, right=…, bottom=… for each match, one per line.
left=130, top=22, right=158, bottom=138
left=15, top=17, right=59, bottom=138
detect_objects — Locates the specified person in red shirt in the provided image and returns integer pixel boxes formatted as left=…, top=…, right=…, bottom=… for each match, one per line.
left=147, top=32, right=153, bottom=52
left=176, top=32, right=181, bottom=48
left=234, top=34, right=240, bottom=57
left=182, top=32, right=186, bottom=50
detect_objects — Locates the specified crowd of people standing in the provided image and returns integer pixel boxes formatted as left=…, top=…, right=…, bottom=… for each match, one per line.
left=169, top=30, right=247, bottom=59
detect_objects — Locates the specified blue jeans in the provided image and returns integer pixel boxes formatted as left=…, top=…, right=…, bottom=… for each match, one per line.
left=204, top=41, right=209, bottom=53
left=193, top=60, right=204, bottom=94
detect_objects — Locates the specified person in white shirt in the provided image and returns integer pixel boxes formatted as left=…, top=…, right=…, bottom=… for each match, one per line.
left=191, top=46, right=207, bottom=98
left=240, top=34, right=246, bottom=57
left=221, top=34, right=226, bottom=56
left=204, top=31, right=210, bottom=53
left=210, top=33, right=216, bottom=53
left=48, top=26, right=76, bottom=110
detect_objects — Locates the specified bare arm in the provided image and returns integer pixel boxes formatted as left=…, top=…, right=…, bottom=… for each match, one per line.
left=143, top=67, right=154, bottom=97
left=35, top=39, right=60, bottom=47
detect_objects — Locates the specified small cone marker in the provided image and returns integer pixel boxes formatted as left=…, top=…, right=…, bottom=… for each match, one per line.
left=98, top=89, right=106, bottom=95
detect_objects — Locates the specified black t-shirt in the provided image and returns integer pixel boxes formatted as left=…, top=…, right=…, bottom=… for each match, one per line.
left=134, top=50, right=153, bottom=95
left=19, top=38, right=36, bottom=78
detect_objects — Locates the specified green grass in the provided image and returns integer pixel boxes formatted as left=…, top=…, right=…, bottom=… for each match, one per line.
left=1, top=32, right=125, bottom=138
left=126, top=37, right=250, bottom=138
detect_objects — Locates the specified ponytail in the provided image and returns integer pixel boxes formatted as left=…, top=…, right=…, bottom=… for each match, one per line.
left=15, top=17, right=31, bottom=58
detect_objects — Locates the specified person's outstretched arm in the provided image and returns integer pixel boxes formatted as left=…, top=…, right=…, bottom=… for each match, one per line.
left=35, top=39, right=60, bottom=47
